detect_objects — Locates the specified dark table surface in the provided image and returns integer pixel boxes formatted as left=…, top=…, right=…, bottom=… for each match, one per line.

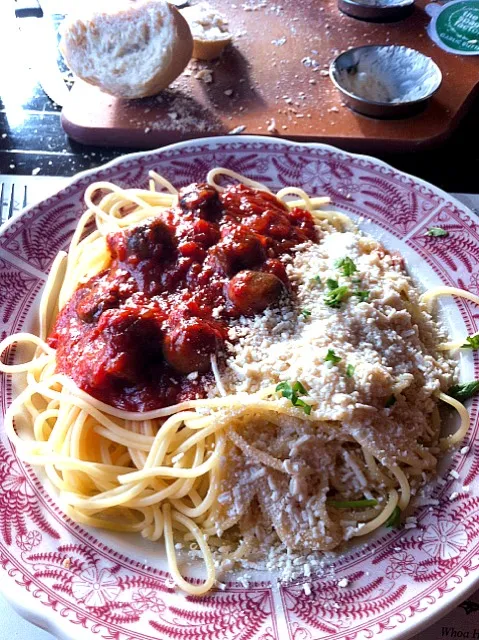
left=0, top=5, right=478, bottom=191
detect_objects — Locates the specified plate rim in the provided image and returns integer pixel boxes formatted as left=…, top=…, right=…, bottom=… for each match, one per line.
left=2, top=135, right=475, bottom=235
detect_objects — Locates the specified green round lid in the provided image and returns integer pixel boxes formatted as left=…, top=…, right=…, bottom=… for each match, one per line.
left=427, top=0, right=479, bottom=54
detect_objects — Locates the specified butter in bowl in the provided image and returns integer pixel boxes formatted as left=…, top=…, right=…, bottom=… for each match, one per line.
left=329, top=45, right=442, bottom=118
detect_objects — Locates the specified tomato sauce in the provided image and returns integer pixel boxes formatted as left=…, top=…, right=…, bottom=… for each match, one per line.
left=48, top=183, right=318, bottom=411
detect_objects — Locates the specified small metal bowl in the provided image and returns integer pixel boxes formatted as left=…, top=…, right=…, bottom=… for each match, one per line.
left=338, top=0, right=414, bottom=23
left=329, top=45, right=442, bottom=119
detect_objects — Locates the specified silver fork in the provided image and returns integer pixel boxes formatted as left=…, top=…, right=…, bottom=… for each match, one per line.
left=0, top=182, right=28, bottom=225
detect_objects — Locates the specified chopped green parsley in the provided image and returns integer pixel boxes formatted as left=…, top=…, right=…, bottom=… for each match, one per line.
left=276, top=381, right=312, bottom=415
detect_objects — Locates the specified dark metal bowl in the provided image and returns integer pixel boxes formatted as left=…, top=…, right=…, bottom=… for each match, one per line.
left=329, top=45, right=442, bottom=119
left=338, top=0, right=414, bottom=22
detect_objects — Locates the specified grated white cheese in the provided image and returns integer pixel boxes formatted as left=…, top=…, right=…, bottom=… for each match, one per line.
left=206, top=219, right=455, bottom=573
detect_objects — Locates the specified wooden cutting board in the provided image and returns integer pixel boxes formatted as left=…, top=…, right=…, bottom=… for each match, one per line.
left=61, top=0, right=479, bottom=152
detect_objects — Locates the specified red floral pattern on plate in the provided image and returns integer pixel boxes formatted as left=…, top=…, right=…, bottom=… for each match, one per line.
left=0, top=137, right=478, bottom=640
left=0, top=203, right=80, bottom=272
left=0, top=449, right=59, bottom=546
left=282, top=570, right=407, bottom=638
left=0, top=255, right=42, bottom=331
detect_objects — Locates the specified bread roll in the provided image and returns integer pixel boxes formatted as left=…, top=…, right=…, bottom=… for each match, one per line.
left=180, top=4, right=232, bottom=61
left=60, top=0, right=193, bottom=99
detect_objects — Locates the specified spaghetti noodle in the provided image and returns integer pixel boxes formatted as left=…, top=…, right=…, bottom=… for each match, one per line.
left=0, top=169, right=476, bottom=595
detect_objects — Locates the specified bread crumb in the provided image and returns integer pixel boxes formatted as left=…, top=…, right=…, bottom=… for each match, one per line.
left=267, top=118, right=278, bottom=133
left=195, top=69, right=214, bottom=83
left=228, top=125, right=246, bottom=135
left=224, top=89, right=233, bottom=96
left=303, top=582, right=311, bottom=595
left=62, top=557, right=71, bottom=569
left=338, top=577, right=349, bottom=588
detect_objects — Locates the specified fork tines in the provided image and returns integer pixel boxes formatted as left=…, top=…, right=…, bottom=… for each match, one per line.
left=0, top=183, right=28, bottom=223
left=8, top=184, right=15, bottom=220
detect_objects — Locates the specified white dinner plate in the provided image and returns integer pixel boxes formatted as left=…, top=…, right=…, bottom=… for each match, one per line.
left=0, top=136, right=478, bottom=640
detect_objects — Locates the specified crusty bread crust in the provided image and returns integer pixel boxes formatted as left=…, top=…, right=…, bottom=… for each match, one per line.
left=180, top=4, right=231, bottom=61
left=60, top=0, right=193, bottom=99
left=192, top=36, right=231, bottom=62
